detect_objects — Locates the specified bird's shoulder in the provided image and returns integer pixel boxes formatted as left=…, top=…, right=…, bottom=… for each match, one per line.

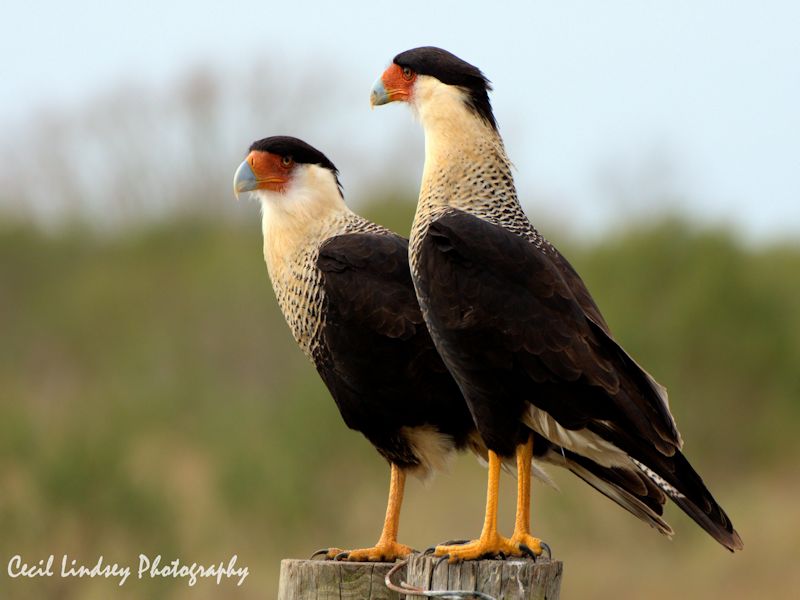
left=424, top=208, right=610, bottom=332
left=318, top=231, right=423, bottom=340
left=422, top=209, right=579, bottom=311
left=318, top=231, right=409, bottom=276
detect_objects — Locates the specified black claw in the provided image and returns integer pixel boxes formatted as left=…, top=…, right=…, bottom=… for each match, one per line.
left=519, top=544, right=537, bottom=560
left=434, top=554, right=451, bottom=569
left=423, top=546, right=437, bottom=555
left=541, top=542, right=552, bottom=559
left=334, top=552, right=349, bottom=561
left=310, top=548, right=334, bottom=560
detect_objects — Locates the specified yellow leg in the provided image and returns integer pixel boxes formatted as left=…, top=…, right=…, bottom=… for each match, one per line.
left=326, top=463, right=413, bottom=562
left=509, top=434, right=543, bottom=556
left=434, top=450, right=517, bottom=562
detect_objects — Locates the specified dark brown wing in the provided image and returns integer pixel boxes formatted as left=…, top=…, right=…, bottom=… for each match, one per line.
left=415, top=209, right=741, bottom=551
left=417, top=209, right=680, bottom=455
left=548, top=246, right=610, bottom=334
left=315, top=232, right=474, bottom=466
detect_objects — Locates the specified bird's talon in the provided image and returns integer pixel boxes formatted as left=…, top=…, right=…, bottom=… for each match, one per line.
left=311, top=547, right=349, bottom=560
left=333, top=541, right=414, bottom=562
left=434, top=554, right=451, bottom=568
left=541, top=542, right=552, bottom=559
left=519, top=543, right=537, bottom=560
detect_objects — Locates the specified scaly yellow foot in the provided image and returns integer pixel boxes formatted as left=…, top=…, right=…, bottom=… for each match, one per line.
left=509, top=532, right=544, bottom=558
left=434, top=532, right=517, bottom=562
left=435, top=437, right=549, bottom=563
left=336, top=541, right=413, bottom=562
left=435, top=450, right=523, bottom=563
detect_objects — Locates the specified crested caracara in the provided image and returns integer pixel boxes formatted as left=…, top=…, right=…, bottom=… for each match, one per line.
left=372, top=47, right=743, bottom=561
left=233, top=136, right=482, bottom=561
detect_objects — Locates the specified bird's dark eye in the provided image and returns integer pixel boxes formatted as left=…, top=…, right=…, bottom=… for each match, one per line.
left=281, top=156, right=293, bottom=167
left=402, top=66, right=414, bottom=81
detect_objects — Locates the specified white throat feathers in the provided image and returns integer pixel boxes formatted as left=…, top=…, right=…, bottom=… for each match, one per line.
left=410, top=76, right=517, bottom=215
left=252, top=162, right=385, bottom=358
left=256, top=163, right=351, bottom=275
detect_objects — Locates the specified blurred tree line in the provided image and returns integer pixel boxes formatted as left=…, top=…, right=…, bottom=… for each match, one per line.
left=0, top=66, right=798, bottom=599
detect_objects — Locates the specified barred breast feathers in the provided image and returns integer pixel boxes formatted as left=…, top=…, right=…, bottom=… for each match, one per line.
left=257, top=164, right=387, bottom=357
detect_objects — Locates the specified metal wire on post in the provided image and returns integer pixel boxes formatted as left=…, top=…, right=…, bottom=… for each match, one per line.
left=384, top=558, right=498, bottom=600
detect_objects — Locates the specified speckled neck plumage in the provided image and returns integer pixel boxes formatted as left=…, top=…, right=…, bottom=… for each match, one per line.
left=409, top=84, right=549, bottom=274
left=262, top=208, right=387, bottom=360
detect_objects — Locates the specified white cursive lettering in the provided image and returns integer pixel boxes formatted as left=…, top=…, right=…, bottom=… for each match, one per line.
left=7, top=555, right=54, bottom=578
left=5, top=553, right=247, bottom=587
left=61, top=554, right=131, bottom=586
left=138, top=554, right=248, bottom=586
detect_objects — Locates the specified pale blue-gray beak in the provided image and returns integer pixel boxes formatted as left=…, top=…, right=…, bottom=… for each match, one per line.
left=233, top=159, right=258, bottom=199
left=370, top=78, right=391, bottom=107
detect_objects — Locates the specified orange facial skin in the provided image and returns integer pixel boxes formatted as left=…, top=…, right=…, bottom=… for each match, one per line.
left=247, top=151, right=294, bottom=193
left=380, top=63, right=417, bottom=102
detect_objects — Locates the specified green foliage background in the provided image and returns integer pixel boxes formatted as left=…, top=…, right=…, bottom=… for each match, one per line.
left=1, top=201, right=798, bottom=599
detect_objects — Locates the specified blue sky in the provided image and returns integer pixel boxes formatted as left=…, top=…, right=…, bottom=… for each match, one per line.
left=2, top=1, right=799, bottom=240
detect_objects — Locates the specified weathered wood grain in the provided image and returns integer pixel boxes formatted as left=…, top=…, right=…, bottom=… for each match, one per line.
left=278, top=555, right=562, bottom=599
left=277, top=559, right=403, bottom=600
left=403, top=554, right=562, bottom=599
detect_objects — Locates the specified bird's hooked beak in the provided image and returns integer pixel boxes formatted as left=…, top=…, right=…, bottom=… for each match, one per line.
left=233, top=159, right=258, bottom=199
left=233, top=151, right=290, bottom=199
left=370, top=78, right=391, bottom=107
left=370, top=64, right=413, bottom=107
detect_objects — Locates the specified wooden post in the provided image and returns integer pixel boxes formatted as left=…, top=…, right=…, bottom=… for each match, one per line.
left=277, top=559, right=403, bottom=599
left=277, top=555, right=563, bottom=599
left=404, top=554, right=562, bottom=599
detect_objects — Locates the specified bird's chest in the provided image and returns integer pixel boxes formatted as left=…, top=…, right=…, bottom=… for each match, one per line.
left=409, top=201, right=451, bottom=279
left=266, top=248, right=326, bottom=360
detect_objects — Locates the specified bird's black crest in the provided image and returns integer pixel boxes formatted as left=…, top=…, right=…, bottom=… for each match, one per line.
left=249, top=136, right=342, bottom=194
left=393, top=46, right=497, bottom=131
